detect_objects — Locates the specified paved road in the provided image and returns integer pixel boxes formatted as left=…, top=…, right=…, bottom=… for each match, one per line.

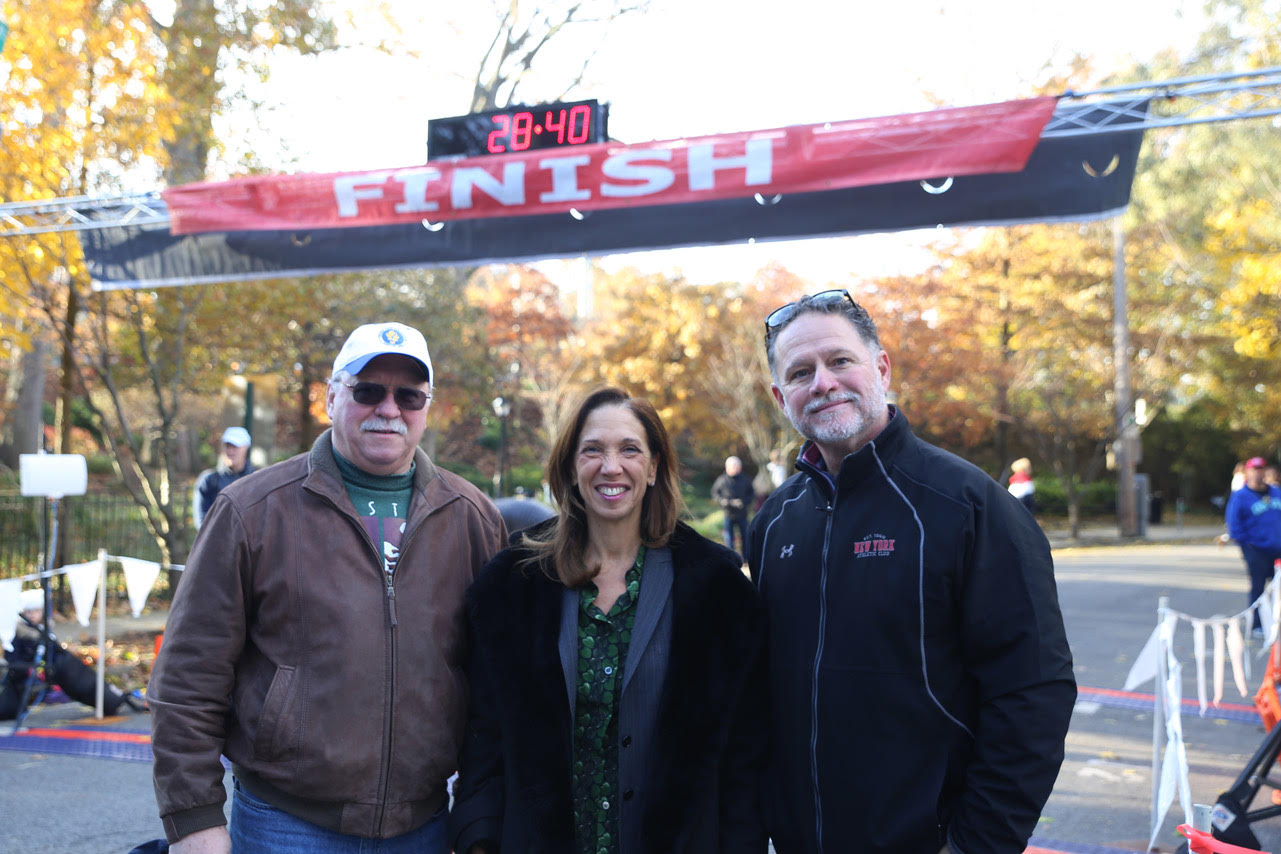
left=2, top=537, right=1276, bottom=854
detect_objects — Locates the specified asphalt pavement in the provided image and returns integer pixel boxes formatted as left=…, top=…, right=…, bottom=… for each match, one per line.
left=4, top=519, right=1275, bottom=854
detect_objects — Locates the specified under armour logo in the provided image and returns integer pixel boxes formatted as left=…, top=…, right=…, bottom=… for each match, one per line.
left=780, top=544, right=795, bottom=558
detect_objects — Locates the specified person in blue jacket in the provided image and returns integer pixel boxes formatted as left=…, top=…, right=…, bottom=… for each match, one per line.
left=192, top=426, right=254, bottom=529
left=1226, top=456, right=1281, bottom=634
left=746, top=290, right=1076, bottom=854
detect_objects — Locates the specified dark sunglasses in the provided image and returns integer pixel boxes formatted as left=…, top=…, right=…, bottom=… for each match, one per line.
left=341, top=381, right=430, bottom=411
left=764, top=289, right=857, bottom=339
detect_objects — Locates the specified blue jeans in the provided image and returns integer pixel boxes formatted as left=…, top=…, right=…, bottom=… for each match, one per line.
left=230, top=779, right=447, bottom=853
left=1242, top=543, right=1281, bottom=629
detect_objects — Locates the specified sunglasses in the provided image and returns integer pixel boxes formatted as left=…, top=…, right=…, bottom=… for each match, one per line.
left=764, top=289, right=857, bottom=340
left=341, top=381, right=430, bottom=411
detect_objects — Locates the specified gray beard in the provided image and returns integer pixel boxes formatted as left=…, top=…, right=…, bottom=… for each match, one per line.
left=784, top=386, right=886, bottom=447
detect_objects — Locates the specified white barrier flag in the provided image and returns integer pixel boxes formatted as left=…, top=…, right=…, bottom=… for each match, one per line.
left=120, top=557, right=161, bottom=618
left=1213, top=621, right=1227, bottom=705
left=0, top=579, right=21, bottom=651
left=1228, top=616, right=1248, bottom=698
left=63, top=561, right=101, bottom=626
left=1125, top=624, right=1161, bottom=691
left=1192, top=620, right=1208, bottom=715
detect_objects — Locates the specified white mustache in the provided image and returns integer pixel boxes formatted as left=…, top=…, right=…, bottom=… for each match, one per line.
left=360, top=417, right=407, bottom=435
left=802, top=392, right=857, bottom=415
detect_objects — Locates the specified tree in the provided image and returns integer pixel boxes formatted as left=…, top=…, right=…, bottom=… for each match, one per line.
left=152, top=0, right=335, bottom=184
left=468, top=0, right=649, bottom=112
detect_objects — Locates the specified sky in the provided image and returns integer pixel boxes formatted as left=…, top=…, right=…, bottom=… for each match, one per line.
left=212, top=0, right=1211, bottom=286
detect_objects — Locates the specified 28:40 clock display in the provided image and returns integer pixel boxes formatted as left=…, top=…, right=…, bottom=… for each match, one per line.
left=427, top=99, right=608, bottom=159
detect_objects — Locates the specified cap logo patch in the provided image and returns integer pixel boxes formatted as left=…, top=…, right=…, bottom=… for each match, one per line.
left=380, top=328, right=404, bottom=347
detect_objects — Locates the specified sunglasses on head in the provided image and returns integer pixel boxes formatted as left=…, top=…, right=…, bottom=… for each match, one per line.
left=764, top=289, right=857, bottom=339
left=341, top=381, right=430, bottom=411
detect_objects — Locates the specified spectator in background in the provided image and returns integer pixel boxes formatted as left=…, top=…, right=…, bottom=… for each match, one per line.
left=766, top=448, right=789, bottom=490
left=1225, top=456, right=1281, bottom=636
left=192, top=426, right=254, bottom=529
left=1007, top=457, right=1037, bottom=514
left=1266, top=466, right=1280, bottom=488
left=712, top=455, right=754, bottom=557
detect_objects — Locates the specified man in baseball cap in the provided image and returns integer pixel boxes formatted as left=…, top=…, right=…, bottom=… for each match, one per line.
left=150, top=321, right=504, bottom=853
left=191, top=426, right=255, bottom=529
left=1226, top=455, right=1281, bottom=636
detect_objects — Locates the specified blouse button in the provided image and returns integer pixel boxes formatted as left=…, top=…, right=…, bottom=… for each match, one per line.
left=601, top=798, right=610, bottom=810
left=604, top=666, right=613, bottom=675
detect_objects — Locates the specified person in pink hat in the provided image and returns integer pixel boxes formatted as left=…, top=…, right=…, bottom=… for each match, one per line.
left=1225, top=456, right=1281, bottom=636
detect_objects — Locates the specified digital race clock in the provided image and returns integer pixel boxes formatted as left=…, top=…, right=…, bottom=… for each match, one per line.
left=427, top=99, right=609, bottom=159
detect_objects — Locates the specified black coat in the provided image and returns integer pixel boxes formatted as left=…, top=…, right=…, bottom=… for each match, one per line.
left=450, top=521, right=769, bottom=854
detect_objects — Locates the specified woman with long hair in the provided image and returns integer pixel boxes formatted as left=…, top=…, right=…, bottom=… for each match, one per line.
left=450, top=387, right=768, bottom=854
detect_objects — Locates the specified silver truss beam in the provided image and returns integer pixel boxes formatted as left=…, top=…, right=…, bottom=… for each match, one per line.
left=1045, top=65, right=1281, bottom=136
left=2, top=66, right=1279, bottom=237
left=0, top=192, right=168, bottom=236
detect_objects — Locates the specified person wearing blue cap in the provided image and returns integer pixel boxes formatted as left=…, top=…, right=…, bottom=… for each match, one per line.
left=150, top=321, right=507, bottom=854
left=191, top=425, right=254, bottom=529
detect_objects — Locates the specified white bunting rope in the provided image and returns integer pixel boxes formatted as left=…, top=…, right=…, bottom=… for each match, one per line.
left=1127, top=565, right=1281, bottom=851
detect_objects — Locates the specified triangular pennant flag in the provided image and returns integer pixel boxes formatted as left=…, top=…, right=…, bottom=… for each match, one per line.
left=1213, top=620, right=1227, bottom=705
left=1125, top=624, right=1162, bottom=691
left=1192, top=620, right=1208, bottom=715
left=1272, top=567, right=1281, bottom=646
left=1261, top=597, right=1275, bottom=659
left=0, top=578, right=21, bottom=651
left=119, top=556, right=161, bottom=618
left=1227, top=617, right=1248, bottom=698
left=63, top=561, right=101, bottom=627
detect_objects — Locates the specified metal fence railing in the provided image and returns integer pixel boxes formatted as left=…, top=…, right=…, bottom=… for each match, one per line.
left=0, top=491, right=192, bottom=579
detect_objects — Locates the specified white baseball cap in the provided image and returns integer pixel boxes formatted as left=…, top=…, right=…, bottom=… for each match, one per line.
left=221, top=426, right=251, bottom=447
left=332, top=322, right=432, bottom=383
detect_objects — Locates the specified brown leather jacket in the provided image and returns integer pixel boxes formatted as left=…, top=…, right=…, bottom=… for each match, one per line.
left=150, top=431, right=507, bottom=842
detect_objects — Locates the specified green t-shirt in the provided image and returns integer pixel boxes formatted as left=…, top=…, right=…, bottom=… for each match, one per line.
left=333, top=450, right=414, bottom=580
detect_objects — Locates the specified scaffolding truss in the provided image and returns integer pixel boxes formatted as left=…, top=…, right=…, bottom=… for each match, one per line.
left=2, top=66, right=1279, bottom=238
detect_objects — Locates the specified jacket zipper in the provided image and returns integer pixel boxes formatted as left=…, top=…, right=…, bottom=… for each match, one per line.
left=323, top=492, right=403, bottom=838
left=811, top=495, right=836, bottom=854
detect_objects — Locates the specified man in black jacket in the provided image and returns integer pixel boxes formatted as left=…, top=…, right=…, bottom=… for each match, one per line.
left=711, top=455, right=754, bottom=556
left=747, top=290, right=1075, bottom=854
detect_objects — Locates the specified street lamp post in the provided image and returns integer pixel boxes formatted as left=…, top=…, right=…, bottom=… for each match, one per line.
left=492, top=396, right=511, bottom=498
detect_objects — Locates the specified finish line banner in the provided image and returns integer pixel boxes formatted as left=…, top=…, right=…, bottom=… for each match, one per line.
left=162, top=98, right=1055, bottom=235
left=82, top=100, right=1145, bottom=290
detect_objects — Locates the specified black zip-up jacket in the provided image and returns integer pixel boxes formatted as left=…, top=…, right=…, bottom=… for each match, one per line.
left=746, top=409, right=1075, bottom=854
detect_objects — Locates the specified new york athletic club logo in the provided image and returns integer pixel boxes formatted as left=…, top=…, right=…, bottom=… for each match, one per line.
left=853, top=533, right=896, bottom=559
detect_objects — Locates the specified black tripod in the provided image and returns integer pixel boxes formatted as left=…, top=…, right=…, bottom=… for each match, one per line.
left=7, top=607, right=58, bottom=730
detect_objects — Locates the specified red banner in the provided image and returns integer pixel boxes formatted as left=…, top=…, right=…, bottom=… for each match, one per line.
left=163, top=97, right=1056, bottom=236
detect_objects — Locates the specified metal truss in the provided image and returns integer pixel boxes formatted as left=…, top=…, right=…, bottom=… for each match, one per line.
left=1046, top=65, right=1281, bottom=136
left=2, top=66, right=1279, bottom=237
left=0, top=192, right=168, bottom=236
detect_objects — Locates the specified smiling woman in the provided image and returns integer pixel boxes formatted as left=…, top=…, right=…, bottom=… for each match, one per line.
left=449, top=386, right=771, bottom=854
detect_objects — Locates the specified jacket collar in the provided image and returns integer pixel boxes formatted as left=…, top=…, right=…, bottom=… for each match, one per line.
left=795, top=405, right=911, bottom=494
left=304, top=429, right=450, bottom=523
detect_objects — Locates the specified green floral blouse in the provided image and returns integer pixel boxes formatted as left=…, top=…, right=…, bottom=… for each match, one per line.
left=572, top=545, right=646, bottom=854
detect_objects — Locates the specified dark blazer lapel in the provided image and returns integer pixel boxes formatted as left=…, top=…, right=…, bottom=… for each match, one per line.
left=558, top=585, right=578, bottom=718
left=622, top=545, right=673, bottom=695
